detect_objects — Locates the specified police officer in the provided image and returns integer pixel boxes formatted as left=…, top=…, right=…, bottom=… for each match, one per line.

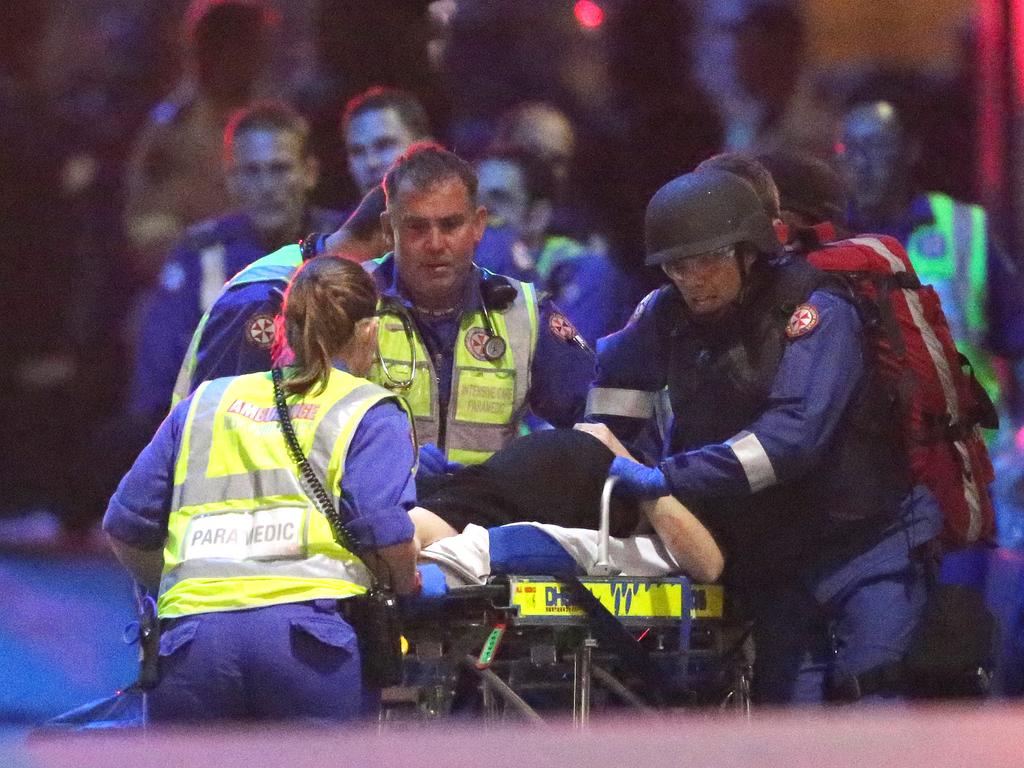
left=130, top=101, right=345, bottom=422
left=581, top=169, right=942, bottom=704
left=837, top=100, right=1024, bottom=416
left=104, top=257, right=420, bottom=722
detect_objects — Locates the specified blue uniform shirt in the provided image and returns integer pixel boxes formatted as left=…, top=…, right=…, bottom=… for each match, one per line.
left=103, top=380, right=416, bottom=552
left=183, top=251, right=595, bottom=428
left=594, top=290, right=865, bottom=495
left=129, top=209, right=345, bottom=417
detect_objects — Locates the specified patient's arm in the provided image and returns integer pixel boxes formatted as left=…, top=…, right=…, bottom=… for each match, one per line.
left=576, top=422, right=724, bottom=581
left=409, top=506, right=460, bottom=548
left=640, top=495, right=724, bottom=583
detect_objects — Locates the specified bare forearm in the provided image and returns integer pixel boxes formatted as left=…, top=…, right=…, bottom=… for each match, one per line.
left=640, top=496, right=724, bottom=583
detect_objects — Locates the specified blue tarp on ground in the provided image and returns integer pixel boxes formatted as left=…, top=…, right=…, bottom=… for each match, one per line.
left=0, top=551, right=136, bottom=724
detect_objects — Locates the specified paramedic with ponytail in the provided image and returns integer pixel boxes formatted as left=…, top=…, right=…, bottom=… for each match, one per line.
left=103, top=256, right=419, bottom=723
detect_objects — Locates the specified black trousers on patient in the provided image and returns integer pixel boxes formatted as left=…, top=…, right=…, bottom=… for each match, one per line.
left=419, top=429, right=639, bottom=537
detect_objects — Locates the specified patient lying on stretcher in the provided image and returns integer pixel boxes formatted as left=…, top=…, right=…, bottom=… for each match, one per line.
left=408, top=428, right=724, bottom=586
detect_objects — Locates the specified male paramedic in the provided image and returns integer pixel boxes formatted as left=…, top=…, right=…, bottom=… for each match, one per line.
left=583, top=168, right=942, bottom=704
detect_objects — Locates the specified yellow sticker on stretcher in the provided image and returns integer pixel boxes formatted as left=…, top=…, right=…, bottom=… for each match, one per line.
left=510, top=578, right=684, bottom=620
left=690, top=584, right=725, bottom=619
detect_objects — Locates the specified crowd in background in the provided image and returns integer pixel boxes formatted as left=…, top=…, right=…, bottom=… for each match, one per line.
left=0, top=0, right=1015, bottom=545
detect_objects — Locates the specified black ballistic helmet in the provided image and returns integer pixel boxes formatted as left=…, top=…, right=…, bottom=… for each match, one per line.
left=645, top=168, right=779, bottom=266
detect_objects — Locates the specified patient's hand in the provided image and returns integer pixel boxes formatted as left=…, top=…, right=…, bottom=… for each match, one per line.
left=574, top=422, right=635, bottom=460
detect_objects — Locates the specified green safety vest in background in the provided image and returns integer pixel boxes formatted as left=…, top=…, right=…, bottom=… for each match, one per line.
left=369, top=276, right=539, bottom=466
left=160, top=367, right=410, bottom=618
left=907, top=192, right=996, bottom=403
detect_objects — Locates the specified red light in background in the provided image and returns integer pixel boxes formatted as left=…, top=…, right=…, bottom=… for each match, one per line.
left=574, top=0, right=605, bottom=29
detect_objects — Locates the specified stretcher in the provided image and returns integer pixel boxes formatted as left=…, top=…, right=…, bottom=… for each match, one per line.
left=388, top=480, right=751, bottom=725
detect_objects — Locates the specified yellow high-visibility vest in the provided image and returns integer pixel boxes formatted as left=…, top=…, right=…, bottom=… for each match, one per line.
left=159, top=367, right=411, bottom=618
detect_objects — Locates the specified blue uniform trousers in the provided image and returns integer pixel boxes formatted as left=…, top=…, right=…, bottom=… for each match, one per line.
left=747, top=559, right=928, bottom=705
left=148, top=599, right=376, bottom=723
left=746, top=486, right=941, bottom=705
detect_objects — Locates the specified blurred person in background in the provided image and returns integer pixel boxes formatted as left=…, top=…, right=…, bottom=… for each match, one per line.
left=719, top=0, right=834, bottom=156
left=575, top=0, right=723, bottom=283
left=836, top=100, right=1024, bottom=428
left=129, top=100, right=345, bottom=435
left=838, top=100, right=1024, bottom=549
left=343, top=87, right=432, bottom=197
left=474, top=145, right=630, bottom=344
left=291, top=0, right=444, bottom=210
left=123, top=0, right=277, bottom=286
left=0, top=0, right=80, bottom=533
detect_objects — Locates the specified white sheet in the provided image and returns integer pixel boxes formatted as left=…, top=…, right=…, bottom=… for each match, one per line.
left=419, top=523, right=682, bottom=586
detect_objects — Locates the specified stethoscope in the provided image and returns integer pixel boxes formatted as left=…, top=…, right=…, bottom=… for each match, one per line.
left=376, top=270, right=517, bottom=390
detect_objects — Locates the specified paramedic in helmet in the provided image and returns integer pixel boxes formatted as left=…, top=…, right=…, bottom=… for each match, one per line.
left=581, top=168, right=943, bottom=704
left=103, top=257, right=420, bottom=723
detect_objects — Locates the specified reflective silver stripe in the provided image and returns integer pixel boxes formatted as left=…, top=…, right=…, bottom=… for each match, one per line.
left=308, top=383, right=394, bottom=473
left=853, top=236, right=983, bottom=540
left=199, top=244, right=227, bottom=313
left=955, top=437, right=984, bottom=542
left=725, top=430, right=777, bottom=492
left=413, top=414, right=439, bottom=447
left=585, top=387, right=657, bottom=419
left=504, top=278, right=536, bottom=420
left=160, top=553, right=371, bottom=594
left=172, top=377, right=235, bottom=511
left=447, top=420, right=516, bottom=453
left=179, top=468, right=303, bottom=508
left=848, top=237, right=906, bottom=273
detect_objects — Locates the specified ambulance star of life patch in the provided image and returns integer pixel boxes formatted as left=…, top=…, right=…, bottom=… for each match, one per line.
left=548, top=312, right=579, bottom=343
left=246, top=313, right=276, bottom=349
left=785, top=303, right=820, bottom=338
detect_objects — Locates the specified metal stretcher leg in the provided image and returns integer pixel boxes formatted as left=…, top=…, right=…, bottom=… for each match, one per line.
left=463, top=656, right=546, bottom=724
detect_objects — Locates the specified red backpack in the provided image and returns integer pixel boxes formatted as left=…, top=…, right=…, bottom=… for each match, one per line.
left=804, top=233, right=998, bottom=548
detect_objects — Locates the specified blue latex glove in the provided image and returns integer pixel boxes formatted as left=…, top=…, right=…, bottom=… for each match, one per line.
left=609, top=456, right=670, bottom=500
left=416, top=443, right=464, bottom=477
left=416, top=563, right=449, bottom=598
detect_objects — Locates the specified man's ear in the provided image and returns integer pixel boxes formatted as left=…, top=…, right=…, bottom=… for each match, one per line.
left=472, top=204, right=488, bottom=243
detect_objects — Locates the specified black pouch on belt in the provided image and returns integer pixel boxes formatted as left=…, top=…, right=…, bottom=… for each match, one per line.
left=345, top=586, right=404, bottom=688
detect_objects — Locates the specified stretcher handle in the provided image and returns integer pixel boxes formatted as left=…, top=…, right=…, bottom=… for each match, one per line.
left=594, top=477, right=621, bottom=576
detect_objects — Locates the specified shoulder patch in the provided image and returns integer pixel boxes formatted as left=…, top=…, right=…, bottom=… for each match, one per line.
left=245, top=313, right=277, bottom=349
left=785, top=303, right=820, bottom=338
left=548, top=312, right=579, bottom=343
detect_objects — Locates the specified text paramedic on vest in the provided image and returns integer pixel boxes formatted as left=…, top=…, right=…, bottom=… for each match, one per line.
left=582, top=168, right=943, bottom=705
left=103, top=257, right=420, bottom=723
left=370, top=142, right=595, bottom=473
left=836, top=100, right=1024, bottom=427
